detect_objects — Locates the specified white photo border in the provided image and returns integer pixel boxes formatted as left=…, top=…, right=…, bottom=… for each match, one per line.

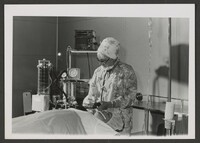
left=4, top=4, right=195, bottom=139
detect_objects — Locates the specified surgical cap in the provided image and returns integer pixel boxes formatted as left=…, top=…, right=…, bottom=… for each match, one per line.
left=97, top=37, right=120, bottom=59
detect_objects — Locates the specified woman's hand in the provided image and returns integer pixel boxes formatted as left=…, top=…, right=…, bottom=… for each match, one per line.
left=92, top=102, right=101, bottom=108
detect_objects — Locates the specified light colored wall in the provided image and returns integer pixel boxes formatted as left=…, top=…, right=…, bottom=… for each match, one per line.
left=58, top=17, right=189, bottom=98
left=13, top=17, right=57, bottom=117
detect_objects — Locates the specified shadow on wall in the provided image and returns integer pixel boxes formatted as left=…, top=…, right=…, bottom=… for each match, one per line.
left=150, top=44, right=189, bottom=135
left=153, top=44, right=189, bottom=95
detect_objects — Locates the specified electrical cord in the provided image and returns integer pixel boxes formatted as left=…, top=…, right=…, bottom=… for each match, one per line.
left=50, top=68, right=68, bottom=99
left=52, top=69, right=68, bottom=84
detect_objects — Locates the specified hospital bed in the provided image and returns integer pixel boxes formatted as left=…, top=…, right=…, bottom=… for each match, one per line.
left=12, top=108, right=118, bottom=136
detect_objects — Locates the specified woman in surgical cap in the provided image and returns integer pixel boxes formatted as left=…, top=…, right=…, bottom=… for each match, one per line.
left=82, top=37, right=137, bottom=135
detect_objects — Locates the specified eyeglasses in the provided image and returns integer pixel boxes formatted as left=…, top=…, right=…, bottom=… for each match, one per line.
left=96, top=57, right=110, bottom=64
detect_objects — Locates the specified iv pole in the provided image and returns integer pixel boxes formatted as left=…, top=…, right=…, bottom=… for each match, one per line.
left=164, top=17, right=176, bottom=136
left=56, top=17, right=59, bottom=72
left=168, top=18, right=172, bottom=102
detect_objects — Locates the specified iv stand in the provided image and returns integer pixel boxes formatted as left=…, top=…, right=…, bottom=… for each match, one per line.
left=168, top=18, right=172, bottom=103
left=165, top=18, right=175, bottom=136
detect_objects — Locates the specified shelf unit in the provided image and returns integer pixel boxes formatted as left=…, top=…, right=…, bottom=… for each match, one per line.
left=65, top=48, right=97, bottom=103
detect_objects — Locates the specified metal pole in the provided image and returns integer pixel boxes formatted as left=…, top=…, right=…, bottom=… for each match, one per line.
left=69, top=49, right=71, bottom=69
left=168, top=18, right=172, bottom=102
left=145, top=110, right=149, bottom=135
left=56, top=17, right=59, bottom=72
left=66, top=46, right=71, bottom=69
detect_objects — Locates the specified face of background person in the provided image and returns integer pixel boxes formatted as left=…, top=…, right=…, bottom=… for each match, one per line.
left=96, top=52, right=111, bottom=67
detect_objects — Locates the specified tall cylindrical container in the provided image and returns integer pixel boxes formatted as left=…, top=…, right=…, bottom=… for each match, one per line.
left=37, top=59, right=52, bottom=95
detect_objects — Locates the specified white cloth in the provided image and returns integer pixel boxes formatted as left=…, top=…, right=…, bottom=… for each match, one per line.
left=12, top=108, right=118, bottom=135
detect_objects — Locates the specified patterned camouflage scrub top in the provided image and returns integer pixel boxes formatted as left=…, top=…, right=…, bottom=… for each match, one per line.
left=83, top=59, right=137, bottom=131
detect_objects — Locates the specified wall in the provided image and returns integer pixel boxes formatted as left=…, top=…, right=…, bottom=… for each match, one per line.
left=57, top=17, right=189, bottom=134
left=13, top=17, right=57, bottom=117
left=58, top=17, right=188, bottom=98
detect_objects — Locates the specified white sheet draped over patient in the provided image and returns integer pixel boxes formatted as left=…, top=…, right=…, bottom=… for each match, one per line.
left=12, top=108, right=117, bottom=135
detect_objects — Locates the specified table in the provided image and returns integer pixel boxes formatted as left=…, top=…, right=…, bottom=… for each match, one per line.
left=132, top=101, right=188, bottom=135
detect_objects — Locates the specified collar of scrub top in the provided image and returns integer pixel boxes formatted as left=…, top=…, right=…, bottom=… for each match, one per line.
left=100, top=58, right=120, bottom=102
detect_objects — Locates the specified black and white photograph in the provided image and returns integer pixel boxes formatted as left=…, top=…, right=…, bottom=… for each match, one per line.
left=4, top=4, right=195, bottom=139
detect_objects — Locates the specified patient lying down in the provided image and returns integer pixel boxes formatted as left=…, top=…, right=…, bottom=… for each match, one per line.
left=12, top=108, right=118, bottom=135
